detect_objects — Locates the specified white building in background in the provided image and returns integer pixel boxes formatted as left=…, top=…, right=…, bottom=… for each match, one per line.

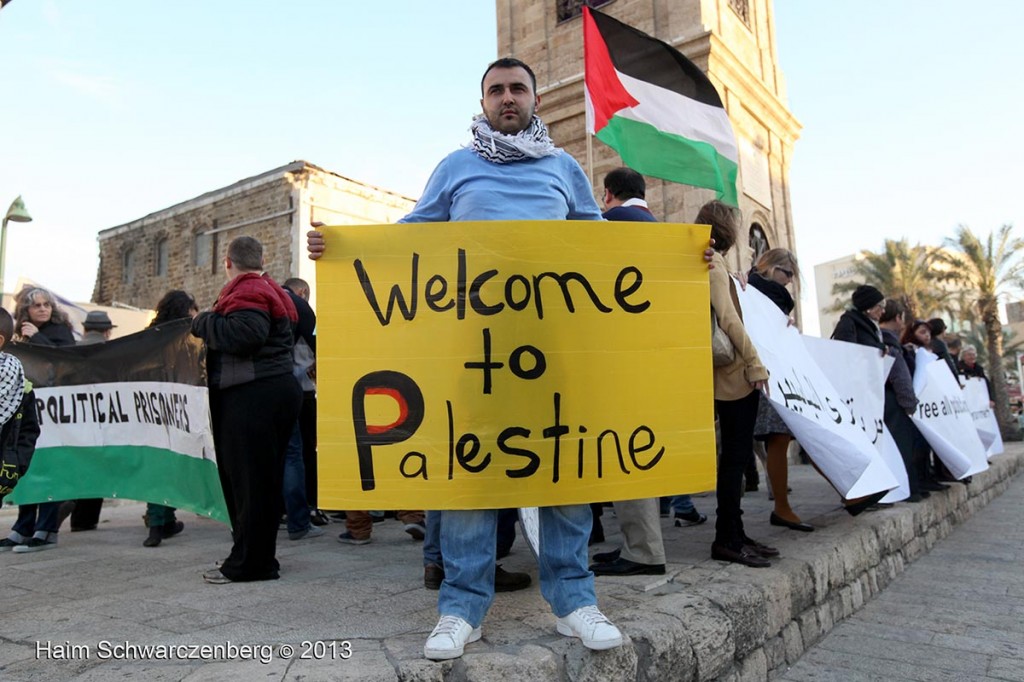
left=813, top=254, right=863, bottom=337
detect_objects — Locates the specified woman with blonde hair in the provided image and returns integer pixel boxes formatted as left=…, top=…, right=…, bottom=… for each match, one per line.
left=704, top=200, right=775, bottom=568
left=747, top=249, right=811, bottom=532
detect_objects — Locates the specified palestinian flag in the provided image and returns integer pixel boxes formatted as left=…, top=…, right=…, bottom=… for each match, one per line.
left=584, top=7, right=739, bottom=205
left=7, top=319, right=228, bottom=523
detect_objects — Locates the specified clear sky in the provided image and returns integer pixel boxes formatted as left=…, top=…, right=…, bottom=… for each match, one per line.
left=2, top=1, right=1022, bottom=332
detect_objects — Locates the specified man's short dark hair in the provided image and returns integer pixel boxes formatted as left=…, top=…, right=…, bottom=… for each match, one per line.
left=481, top=57, right=537, bottom=95
left=696, top=200, right=738, bottom=253
left=880, top=299, right=904, bottom=323
left=283, top=277, right=309, bottom=292
left=604, top=167, right=646, bottom=201
left=0, top=308, right=13, bottom=348
left=227, top=236, right=263, bottom=271
left=928, top=318, right=947, bottom=336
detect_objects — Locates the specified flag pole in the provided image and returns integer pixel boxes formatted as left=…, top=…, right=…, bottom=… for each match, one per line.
left=586, top=131, right=594, bottom=189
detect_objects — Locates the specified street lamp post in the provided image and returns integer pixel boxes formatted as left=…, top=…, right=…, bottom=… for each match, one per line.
left=1, top=195, right=33, bottom=295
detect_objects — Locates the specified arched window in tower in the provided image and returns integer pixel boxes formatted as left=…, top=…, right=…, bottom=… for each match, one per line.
left=122, top=248, right=135, bottom=285
left=155, top=237, right=169, bottom=277
left=729, top=0, right=750, bottom=26
left=557, top=0, right=614, bottom=23
left=749, top=224, right=770, bottom=266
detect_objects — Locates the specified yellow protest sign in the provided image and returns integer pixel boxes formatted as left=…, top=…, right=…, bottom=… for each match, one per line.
left=316, top=221, right=715, bottom=509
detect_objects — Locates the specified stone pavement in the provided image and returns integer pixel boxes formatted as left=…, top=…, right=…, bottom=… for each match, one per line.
left=778, top=457, right=1024, bottom=682
left=0, top=444, right=1020, bottom=682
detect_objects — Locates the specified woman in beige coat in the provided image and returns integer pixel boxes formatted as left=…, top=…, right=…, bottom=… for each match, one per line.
left=701, top=201, right=775, bottom=568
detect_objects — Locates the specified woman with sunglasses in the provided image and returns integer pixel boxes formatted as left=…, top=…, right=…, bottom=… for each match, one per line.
left=13, top=287, right=75, bottom=347
left=747, top=249, right=812, bottom=532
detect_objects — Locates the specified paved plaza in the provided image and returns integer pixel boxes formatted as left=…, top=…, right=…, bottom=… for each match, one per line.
left=1, top=445, right=1021, bottom=681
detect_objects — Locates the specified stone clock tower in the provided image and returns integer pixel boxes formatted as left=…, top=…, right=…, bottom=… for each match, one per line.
left=497, top=0, right=801, bottom=283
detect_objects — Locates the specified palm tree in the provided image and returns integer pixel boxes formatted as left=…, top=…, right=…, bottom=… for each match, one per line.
left=829, top=238, right=951, bottom=319
left=938, top=224, right=1024, bottom=439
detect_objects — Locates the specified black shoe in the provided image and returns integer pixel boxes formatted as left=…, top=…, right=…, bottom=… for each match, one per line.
left=745, top=479, right=759, bottom=492
left=143, top=526, right=163, bottom=547
left=921, top=480, right=950, bottom=492
left=711, top=543, right=770, bottom=568
left=844, top=491, right=888, bottom=517
left=906, top=493, right=925, bottom=503
left=494, top=565, right=531, bottom=592
left=162, top=520, right=184, bottom=538
left=591, top=548, right=621, bottom=564
left=770, top=512, right=814, bottom=532
left=674, top=510, right=707, bottom=527
left=310, top=510, right=330, bottom=526
left=920, top=490, right=931, bottom=498
left=590, top=557, right=665, bottom=576
left=70, top=524, right=97, bottom=532
left=742, top=536, right=780, bottom=558
left=424, top=562, right=444, bottom=590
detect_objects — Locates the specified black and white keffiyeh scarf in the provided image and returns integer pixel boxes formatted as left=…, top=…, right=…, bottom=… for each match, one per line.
left=469, top=114, right=561, bottom=164
left=0, top=353, right=25, bottom=428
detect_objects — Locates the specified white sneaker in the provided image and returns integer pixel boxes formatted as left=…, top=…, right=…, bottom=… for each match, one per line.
left=556, top=605, right=623, bottom=650
left=423, top=615, right=481, bottom=660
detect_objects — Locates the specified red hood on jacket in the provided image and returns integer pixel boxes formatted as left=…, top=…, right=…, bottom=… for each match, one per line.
left=214, top=272, right=298, bottom=321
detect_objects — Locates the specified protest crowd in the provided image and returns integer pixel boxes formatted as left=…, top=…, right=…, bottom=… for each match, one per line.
left=0, top=55, right=1007, bottom=664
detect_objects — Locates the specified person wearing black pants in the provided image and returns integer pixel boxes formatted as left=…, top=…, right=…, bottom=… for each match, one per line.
left=878, top=300, right=923, bottom=500
left=715, top=392, right=762, bottom=552
left=192, top=236, right=302, bottom=584
left=704, top=201, right=774, bottom=568
left=211, top=373, right=301, bottom=579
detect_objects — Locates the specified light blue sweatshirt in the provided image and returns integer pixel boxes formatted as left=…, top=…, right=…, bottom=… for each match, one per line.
left=398, top=148, right=603, bottom=223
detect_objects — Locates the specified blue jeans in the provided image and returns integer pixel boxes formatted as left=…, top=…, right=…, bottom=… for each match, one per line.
left=438, top=504, right=595, bottom=626
left=12, top=502, right=61, bottom=540
left=282, top=422, right=311, bottom=534
left=670, top=495, right=697, bottom=515
left=423, top=511, right=442, bottom=565
left=424, top=509, right=519, bottom=567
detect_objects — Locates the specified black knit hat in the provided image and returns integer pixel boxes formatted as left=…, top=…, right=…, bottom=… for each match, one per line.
left=851, top=285, right=884, bottom=312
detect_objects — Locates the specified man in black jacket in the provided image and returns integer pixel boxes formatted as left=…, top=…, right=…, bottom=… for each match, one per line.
left=192, top=236, right=303, bottom=583
left=280, top=278, right=323, bottom=541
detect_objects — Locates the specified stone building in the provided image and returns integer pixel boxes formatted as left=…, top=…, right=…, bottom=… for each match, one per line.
left=499, top=0, right=802, bottom=313
left=92, top=161, right=414, bottom=310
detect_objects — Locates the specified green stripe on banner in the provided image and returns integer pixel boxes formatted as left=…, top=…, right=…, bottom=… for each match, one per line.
left=597, top=115, right=739, bottom=206
left=8, top=446, right=228, bottom=524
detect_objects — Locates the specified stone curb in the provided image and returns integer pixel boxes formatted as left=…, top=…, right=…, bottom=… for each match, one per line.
left=391, top=450, right=1023, bottom=681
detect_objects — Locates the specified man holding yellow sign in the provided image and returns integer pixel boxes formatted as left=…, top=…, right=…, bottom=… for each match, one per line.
left=308, top=58, right=715, bottom=661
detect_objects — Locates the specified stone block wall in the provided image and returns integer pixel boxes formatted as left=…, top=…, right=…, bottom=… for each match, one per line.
left=93, top=173, right=297, bottom=310
left=92, top=162, right=414, bottom=312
